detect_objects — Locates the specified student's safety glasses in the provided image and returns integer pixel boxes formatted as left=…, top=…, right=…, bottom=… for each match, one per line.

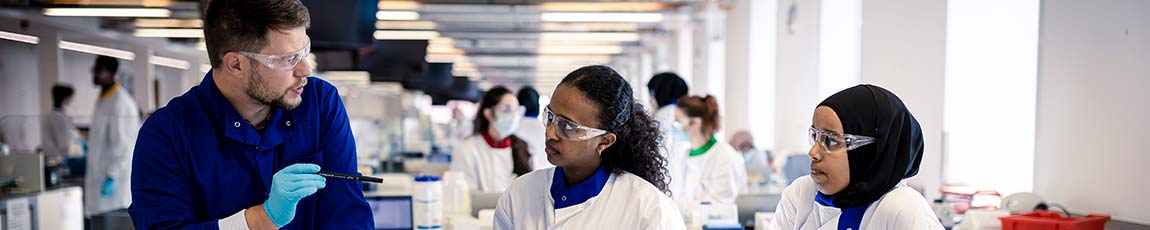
left=808, top=127, right=876, bottom=153
left=543, top=106, right=608, bottom=141
left=238, top=41, right=311, bottom=71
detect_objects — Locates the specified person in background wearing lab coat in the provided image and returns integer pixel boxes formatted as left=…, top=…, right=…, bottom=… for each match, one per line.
left=86, top=55, right=141, bottom=217
left=495, top=65, right=685, bottom=230
left=516, top=86, right=552, bottom=170
left=42, top=84, right=76, bottom=166
left=674, top=95, right=748, bottom=206
left=646, top=72, right=690, bottom=207
left=450, top=86, right=532, bottom=193
left=770, top=85, right=943, bottom=229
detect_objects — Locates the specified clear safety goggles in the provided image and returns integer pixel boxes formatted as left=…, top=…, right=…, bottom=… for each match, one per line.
left=808, top=127, right=876, bottom=153
left=543, top=106, right=608, bottom=141
left=493, top=105, right=526, bottom=117
left=238, top=41, right=311, bottom=71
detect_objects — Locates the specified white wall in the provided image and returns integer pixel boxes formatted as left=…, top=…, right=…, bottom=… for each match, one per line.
left=0, top=41, right=39, bottom=117
left=0, top=41, right=42, bottom=150
left=725, top=0, right=777, bottom=149
left=817, top=0, right=861, bottom=99
left=943, top=0, right=1039, bottom=196
left=859, top=0, right=947, bottom=200
left=773, top=0, right=822, bottom=154
left=1034, top=0, right=1150, bottom=224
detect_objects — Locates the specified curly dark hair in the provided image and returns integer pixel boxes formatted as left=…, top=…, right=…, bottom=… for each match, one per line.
left=559, top=65, right=669, bottom=194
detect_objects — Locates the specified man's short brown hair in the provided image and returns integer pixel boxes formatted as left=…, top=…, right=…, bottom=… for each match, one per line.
left=202, top=0, right=310, bottom=69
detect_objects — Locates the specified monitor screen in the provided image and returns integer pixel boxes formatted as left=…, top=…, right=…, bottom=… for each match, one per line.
left=367, top=196, right=413, bottom=230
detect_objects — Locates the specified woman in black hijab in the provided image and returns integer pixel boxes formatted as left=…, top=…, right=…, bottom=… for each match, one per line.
left=770, top=84, right=943, bottom=230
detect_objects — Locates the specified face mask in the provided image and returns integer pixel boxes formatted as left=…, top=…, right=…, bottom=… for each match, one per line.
left=494, top=114, right=521, bottom=138
left=741, top=150, right=756, bottom=161
left=671, top=123, right=691, bottom=142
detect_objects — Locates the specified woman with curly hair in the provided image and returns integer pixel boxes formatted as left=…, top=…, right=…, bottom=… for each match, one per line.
left=494, top=65, right=686, bottom=229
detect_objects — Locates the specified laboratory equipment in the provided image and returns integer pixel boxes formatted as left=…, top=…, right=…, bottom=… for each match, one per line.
left=413, top=175, right=443, bottom=229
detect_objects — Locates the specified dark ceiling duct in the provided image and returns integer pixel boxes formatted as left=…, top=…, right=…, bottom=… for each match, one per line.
left=359, top=40, right=429, bottom=83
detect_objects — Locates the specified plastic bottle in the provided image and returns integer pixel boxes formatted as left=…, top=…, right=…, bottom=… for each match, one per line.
left=442, top=171, right=472, bottom=217
left=413, top=175, right=443, bottom=229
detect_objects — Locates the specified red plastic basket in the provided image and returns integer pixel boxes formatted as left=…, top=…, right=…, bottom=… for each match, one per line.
left=1000, top=211, right=1110, bottom=230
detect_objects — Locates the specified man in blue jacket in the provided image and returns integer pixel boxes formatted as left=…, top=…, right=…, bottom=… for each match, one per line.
left=128, top=0, right=373, bottom=229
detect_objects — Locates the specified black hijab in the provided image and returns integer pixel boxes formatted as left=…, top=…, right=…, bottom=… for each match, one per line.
left=817, top=84, right=924, bottom=208
left=647, top=72, right=688, bottom=108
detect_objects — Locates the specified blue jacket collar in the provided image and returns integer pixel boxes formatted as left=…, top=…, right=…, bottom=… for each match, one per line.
left=551, top=166, right=611, bottom=209
left=196, top=71, right=294, bottom=147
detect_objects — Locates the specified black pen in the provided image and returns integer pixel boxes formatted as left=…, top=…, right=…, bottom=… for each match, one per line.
left=317, top=171, right=384, bottom=183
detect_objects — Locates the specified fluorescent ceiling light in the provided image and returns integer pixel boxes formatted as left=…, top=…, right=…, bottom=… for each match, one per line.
left=540, top=22, right=638, bottom=32
left=541, top=12, right=663, bottom=23
left=374, top=30, right=439, bottom=40
left=428, top=46, right=463, bottom=55
left=540, top=32, right=639, bottom=42
left=151, top=56, right=190, bottom=69
left=535, top=65, right=590, bottom=73
left=135, top=19, right=202, bottom=28
left=60, top=41, right=135, bottom=60
left=43, top=8, right=171, bottom=18
left=538, top=2, right=669, bottom=12
left=429, top=37, right=454, bottom=46
left=376, top=11, right=420, bottom=20
left=0, top=30, right=39, bottom=44
left=50, top=0, right=174, bottom=7
left=378, top=1, right=420, bottom=10
left=538, top=45, right=624, bottom=55
left=135, top=28, right=203, bottom=38
left=376, top=21, right=436, bottom=30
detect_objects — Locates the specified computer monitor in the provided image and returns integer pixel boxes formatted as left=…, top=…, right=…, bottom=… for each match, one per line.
left=367, top=196, right=413, bottom=230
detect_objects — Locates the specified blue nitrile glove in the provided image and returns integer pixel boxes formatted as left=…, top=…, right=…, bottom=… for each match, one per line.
left=101, top=177, right=114, bottom=197
left=263, top=163, right=327, bottom=227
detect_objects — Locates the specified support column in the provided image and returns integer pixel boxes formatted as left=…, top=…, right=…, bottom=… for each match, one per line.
left=859, top=0, right=947, bottom=200
left=133, top=45, right=155, bottom=112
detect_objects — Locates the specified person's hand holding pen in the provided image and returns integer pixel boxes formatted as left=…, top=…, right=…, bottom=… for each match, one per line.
left=245, top=163, right=327, bottom=229
left=240, top=164, right=385, bottom=229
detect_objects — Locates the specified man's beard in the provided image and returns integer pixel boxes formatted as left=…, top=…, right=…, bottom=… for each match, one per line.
left=245, top=69, right=300, bottom=110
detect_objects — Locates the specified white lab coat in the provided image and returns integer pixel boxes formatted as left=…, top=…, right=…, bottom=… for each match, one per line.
left=517, top=118, right=552, bottom=170
left=41, top=109, right=73, bottom=164
left=683, top=140, right=748, bottom=205
left=652, top=106, right=689, bottom=204
left=450, top=135, right=517, bottom=193
left=85, top=86, right=140, bottom=217
left=494, top=167, right=687, bottom=230
left=770, top=175, right=944, bottom=230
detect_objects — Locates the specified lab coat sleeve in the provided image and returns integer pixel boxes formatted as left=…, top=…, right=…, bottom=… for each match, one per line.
left=646, top=194, right=688, bottom=230
left=704, top=153, right=742, bottom=204
left=874, top=188, right=945, bottom=229
left=885, top=208, right=945, bottom=230
left=313, top=81, right=375, bottom=229
left=449, top=140, right=481, bottom=191
left=106, top=99, right=140, bottom=180
left=493, top=191, right=514, bottom=229
left=129, top=114, right=221, bottom=229
left=768, top=179, right=802, bottom=230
